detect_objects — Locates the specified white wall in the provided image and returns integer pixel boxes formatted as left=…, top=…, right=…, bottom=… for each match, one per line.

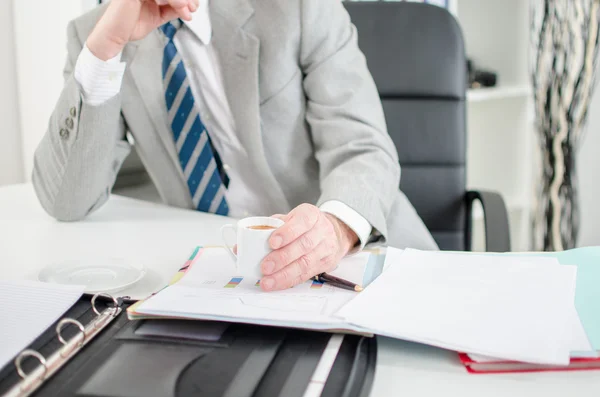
left=577, top=65, right=600, bottom=247
left=12, top=0, right=86, bottom=180
left=0, top=0, right=24, bottom=186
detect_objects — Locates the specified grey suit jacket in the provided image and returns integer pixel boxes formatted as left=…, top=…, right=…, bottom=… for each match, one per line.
left=32, top=0, right=438, bottom=250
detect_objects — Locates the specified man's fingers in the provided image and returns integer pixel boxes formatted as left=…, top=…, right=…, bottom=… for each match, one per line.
left=159, top=0, right=192, bottom=20
left=176, top=5, right=193, bottom=21
left=166, top=0, right=190, bottom=8
left=261, top=223, right=326, bottom=276
left=269, top=204, right=319, bottom=250
left=158, top=6, right=181, bottom=23
left=261, top=240, right=330, bottom=291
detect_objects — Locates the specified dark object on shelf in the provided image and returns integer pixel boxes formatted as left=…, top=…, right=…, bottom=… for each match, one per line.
left=467, top=58, right=498, bottom=88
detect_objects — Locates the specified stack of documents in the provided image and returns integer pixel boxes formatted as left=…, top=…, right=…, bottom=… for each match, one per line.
left=453, top=247, right=600, bottom=373
left=130, top=246, right=594, bottom=366
left=494, top=246, right=600, bottom=353
left=337, top=248, right=591, bottom=365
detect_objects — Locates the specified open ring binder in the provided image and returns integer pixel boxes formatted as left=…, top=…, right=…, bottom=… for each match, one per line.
left=3, top=293, right=124, bottom=397
left=14, top=351, right=46, bottom=382
left=91, top=293, right=118, bottom=316
left=56, top=318, right=85, bottom=348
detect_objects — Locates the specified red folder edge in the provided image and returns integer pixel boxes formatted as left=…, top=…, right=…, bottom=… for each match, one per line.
left=458, top=353, right=600, bottom=374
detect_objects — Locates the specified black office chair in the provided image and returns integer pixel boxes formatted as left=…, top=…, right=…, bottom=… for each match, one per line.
left=343, top=1, right=510, bottom=252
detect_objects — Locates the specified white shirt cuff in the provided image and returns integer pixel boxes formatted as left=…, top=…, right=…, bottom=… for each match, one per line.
left=74, top=44, right=126, bottom=106
left=320, top=200, right=373, bottom=251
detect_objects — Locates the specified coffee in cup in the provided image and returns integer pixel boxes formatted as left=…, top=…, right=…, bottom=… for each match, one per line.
left=247, top=225, right=277, bottom=230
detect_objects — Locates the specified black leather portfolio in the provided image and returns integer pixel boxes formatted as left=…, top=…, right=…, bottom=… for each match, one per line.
left=0, top=295, right=376, bottom=397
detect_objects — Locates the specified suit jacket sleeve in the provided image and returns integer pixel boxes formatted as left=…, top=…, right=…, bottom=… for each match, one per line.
left=32, top=20, right=130, bottom=221
left=300, top=0, right=400, bottom=243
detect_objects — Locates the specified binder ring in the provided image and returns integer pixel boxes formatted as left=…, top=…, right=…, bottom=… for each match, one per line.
left=15, top=349, right=47, bottom=380
left=91, top=293, right=119, bottom=316
left=56, top=318, right=85, bottom=347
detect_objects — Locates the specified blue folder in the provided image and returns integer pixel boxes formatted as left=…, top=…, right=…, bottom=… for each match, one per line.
left=522, top=247, right=600, bottom=352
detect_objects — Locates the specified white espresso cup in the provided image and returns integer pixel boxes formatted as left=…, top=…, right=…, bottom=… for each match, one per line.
left=220, top=216, right=285, bottom=280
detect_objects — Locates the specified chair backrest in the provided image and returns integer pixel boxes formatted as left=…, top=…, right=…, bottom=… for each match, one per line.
left=344, top=1, right=468, bottom=251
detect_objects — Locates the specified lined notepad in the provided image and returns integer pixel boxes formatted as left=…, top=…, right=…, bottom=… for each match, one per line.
left=0, top=280, right=84, bottom=371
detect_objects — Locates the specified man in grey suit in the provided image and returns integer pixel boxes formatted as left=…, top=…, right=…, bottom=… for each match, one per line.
left=33, top=0, right=437, bottom=291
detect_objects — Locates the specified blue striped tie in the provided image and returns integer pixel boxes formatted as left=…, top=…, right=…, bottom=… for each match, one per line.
left=161, top=20, right=229, bottom=215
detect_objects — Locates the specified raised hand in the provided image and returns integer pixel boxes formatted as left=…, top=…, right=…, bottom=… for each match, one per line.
left=87, top=0, right=199, bottom=61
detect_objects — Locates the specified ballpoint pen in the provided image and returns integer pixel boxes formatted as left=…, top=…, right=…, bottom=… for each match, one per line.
left=313, top=273, right=363, bottom=292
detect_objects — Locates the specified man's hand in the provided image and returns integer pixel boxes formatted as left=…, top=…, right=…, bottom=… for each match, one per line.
left=87, top=0, right=199, bottom=61
left=260, top=204, right=359, bottom=291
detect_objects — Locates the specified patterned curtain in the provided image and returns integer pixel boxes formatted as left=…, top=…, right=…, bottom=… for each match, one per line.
left=531, top=0, right=600, bottom=251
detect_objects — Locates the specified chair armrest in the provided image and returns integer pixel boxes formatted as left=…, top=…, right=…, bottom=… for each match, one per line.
left=465, top=190, right=511, bottom=252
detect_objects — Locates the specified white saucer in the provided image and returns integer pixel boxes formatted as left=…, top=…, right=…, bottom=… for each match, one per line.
left=38, top=258, right=145, bottom=294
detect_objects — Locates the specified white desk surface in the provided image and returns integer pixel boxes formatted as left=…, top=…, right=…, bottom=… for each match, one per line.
left=1, top=183, right=599, bottom=397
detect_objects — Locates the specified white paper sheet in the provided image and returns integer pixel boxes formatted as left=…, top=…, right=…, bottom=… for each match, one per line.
left=382, top=247, right=404, bottom=272
left=0, top=280, right=84, bottom=370
left=337, top=249, right=578, bottom=365
left=431, top=249, right=595, bottom=359
left=467, top=271, right=595, bottom=363
left=469, top=306, right=595, bottom=363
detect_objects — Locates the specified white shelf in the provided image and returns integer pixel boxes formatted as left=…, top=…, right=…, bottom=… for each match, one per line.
left=467, top=85, right=532, bottom=102
left=459, top=0, right=533, bottom=251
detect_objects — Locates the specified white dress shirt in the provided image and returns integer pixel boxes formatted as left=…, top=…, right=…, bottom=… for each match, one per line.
left=74, top=2, right=373, bottom=248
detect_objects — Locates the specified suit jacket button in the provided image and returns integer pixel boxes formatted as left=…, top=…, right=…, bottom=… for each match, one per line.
left=69, top=107, right=77, bottom=117
left=59, top=128, right=69, bottom=139
left=66, top=117, right=74, bottom=129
